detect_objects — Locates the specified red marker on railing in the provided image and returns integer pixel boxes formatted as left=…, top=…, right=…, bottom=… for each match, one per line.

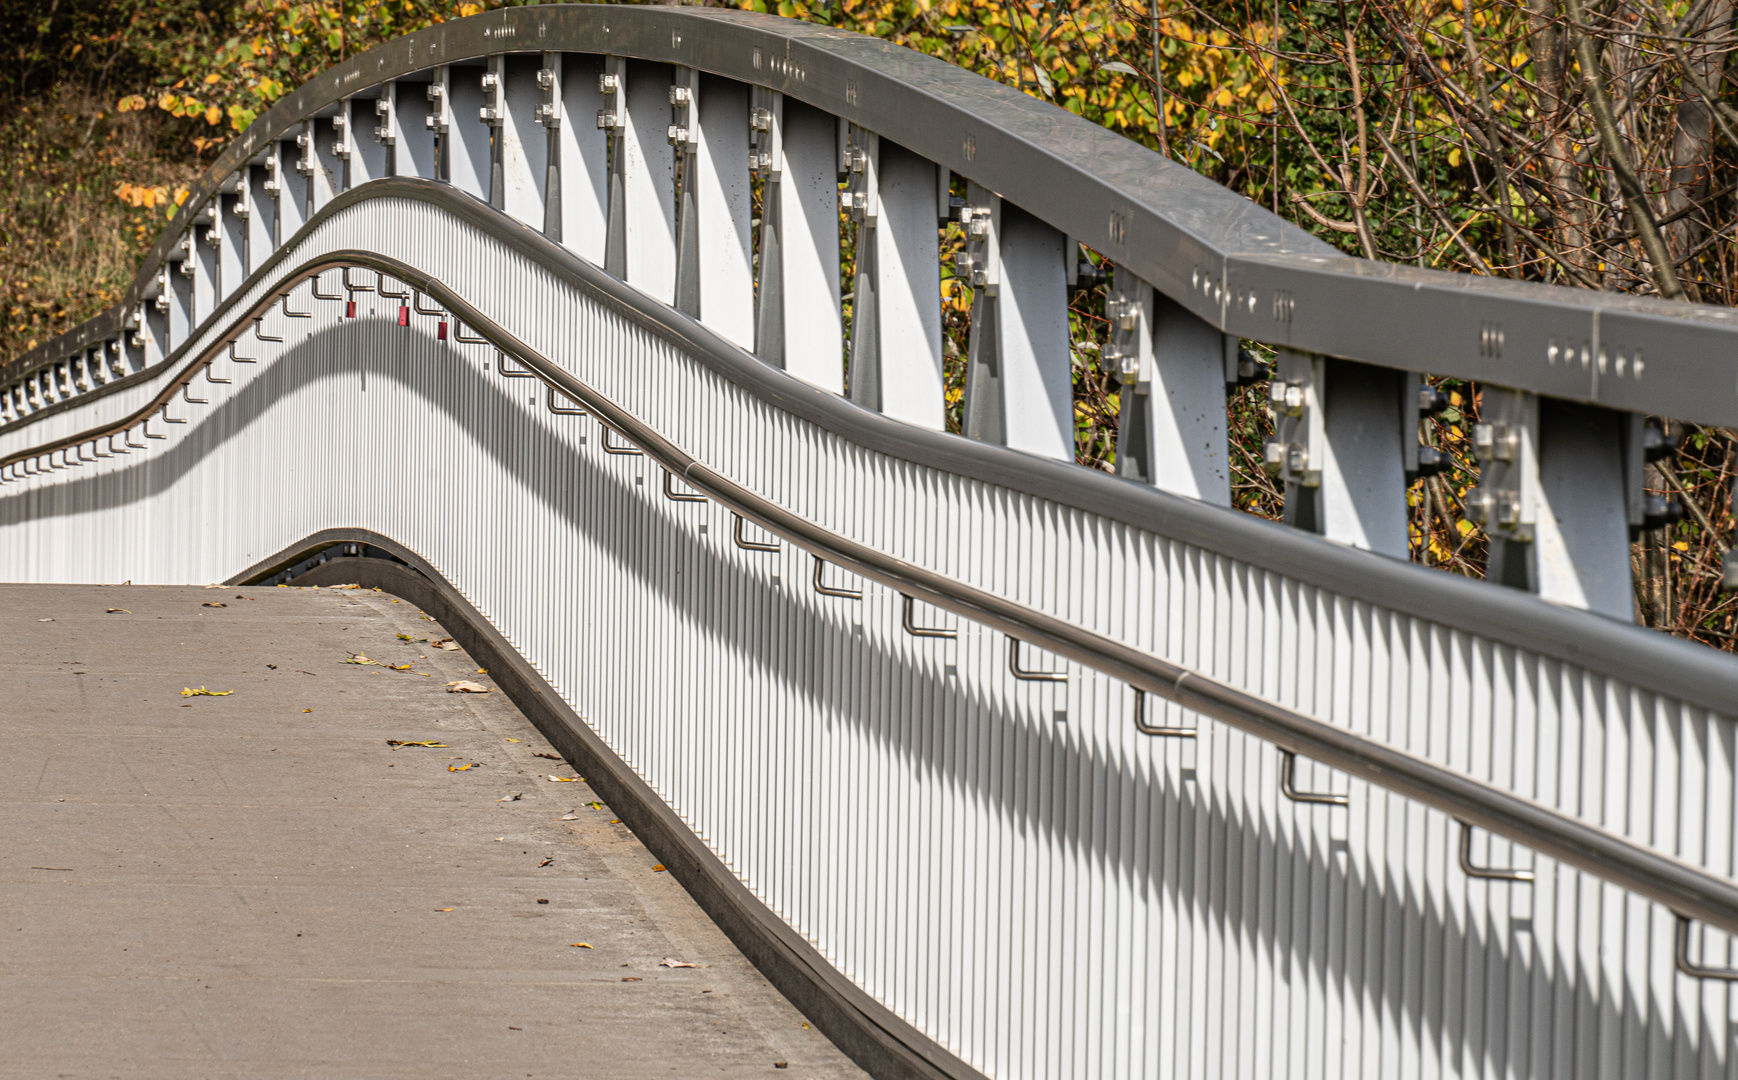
left=345, top=300, right=356, bottom=318
left=437, top=321, right=448, bottom=341
left=398, top=305, right=409, bottom=327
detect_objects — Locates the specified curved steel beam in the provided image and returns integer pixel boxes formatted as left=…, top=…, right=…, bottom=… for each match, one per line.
left=9, top=6, right=1738, bottom=425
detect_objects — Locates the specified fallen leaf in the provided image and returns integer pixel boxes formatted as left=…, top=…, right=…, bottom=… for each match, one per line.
left=570, top=942, right=593, bottom=949
left=534, top=751, right=561, bottom=760
left=389, top=662, right=433, bottom=676
left=38, top=617, right=53, bottom=622
left=559, top=812, right=579, bottom=821
left=328, top=583, right=362, bottom=590
left=202, top=584, right=225, bottom=589
left=386, top=740, right=449, bottom=748
left=775, top=1061, right=789, bottom=1069
left=434, top=908, right=453, bottom=912
left=651, top=864, right=666, bottom=873
left=548, top=775, right=579, bottom=782
left=538, top=856, right=553, bottom=867
left=621, top=977, right=641, bottom=981
left=431, top=638, right=459, bottom=650
left=343, top=653, right=379, bottom=666
left=508, top=1026, right=522, bottom=1031
left=445, top=681, right=490, bottom=693
left=202, top=602, right=227, bottom=608
left=536, top=898, right=549, bottom=904
left=659, top=957, right=700, bottom=968
left=106, top=608, right=130, bottom=614
left=498, top=792, right=523, bottom=802
left=180, top=686, right=233, bottom=697
left=585, top=801, right=605, bottom=809
left=396, top=633, right=412, bottom=641
left=266, top=664, right=277, bottom=670
left=505, top=738, right=522, bottom=743
left=448, top=763, right=482, bottom=772
left=301, top=708, right=313, bottom=713
left=608, top=819, right=621, bottom=824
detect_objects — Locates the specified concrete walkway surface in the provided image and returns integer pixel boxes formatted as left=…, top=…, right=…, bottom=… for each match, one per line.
left=0, top=583, right=865, bottom=1079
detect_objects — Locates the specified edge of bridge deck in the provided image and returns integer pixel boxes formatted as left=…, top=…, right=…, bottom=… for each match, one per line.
left=256, top=532, right=986, bottom=1080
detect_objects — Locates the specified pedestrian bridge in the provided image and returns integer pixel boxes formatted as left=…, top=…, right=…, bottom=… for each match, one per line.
left=6, top=6, right=1738, bottom=1078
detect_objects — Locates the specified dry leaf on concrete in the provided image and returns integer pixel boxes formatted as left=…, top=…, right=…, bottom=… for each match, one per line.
left=180, top=686, right=233, bottom=697
left=445, top=680, right=489, bottom=693
left=659, top=958, right=701, bottom=968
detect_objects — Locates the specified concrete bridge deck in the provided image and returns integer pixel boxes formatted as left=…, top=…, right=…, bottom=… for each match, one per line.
left=0, top=582, right=863, bottom=1079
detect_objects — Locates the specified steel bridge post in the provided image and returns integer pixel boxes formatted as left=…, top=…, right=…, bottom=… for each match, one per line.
left=961, top=199, right=1071, bottom=458
left=1270, top=351, right=1409, bottom=556
left=191, top=215, right=220, bottom=327
left=245, top=161, right=276, bottom=275
left=680, top=72, right=753, bottom=349
left=848, top=133, right=943, bottom=427
left=272, top=139, right=308, bottom=240
left=617, top=60, right=677, bottom=303
left=308, top=116, right=344, bottom=211
left=1112, top=272, right=1232, bottom=502
left=555, top=54, right=607, bottom=263
left=1480, top=393, right=1636, bottom=619
left=217, top=176, right=247, bottom=299
left=759, top=99, right=842, bottom=392
left=344, top=91, right=391, bottom=186
left=391, top=79, right=434, bottom=180
left=494, top=55, right=549, bottom=231
left=447, top=64, right=491, bottom=202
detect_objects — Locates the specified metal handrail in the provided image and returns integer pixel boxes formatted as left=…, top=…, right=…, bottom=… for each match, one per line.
left=1008, top=638, right=1066, bottom=682
left=13, top=248, right=1738, bottom=948
left=812, top=556, right=862, bottom=599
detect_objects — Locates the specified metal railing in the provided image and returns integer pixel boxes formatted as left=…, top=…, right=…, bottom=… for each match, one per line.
left=5, top=7, right=1738, bottom=1078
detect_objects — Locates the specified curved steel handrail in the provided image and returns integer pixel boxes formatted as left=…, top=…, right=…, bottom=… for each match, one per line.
left=9, top=241, right=1738, bottom=943
left=9, top=5, right=1738, bottom=428
left=4, top=180, right=1735, bottom=726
